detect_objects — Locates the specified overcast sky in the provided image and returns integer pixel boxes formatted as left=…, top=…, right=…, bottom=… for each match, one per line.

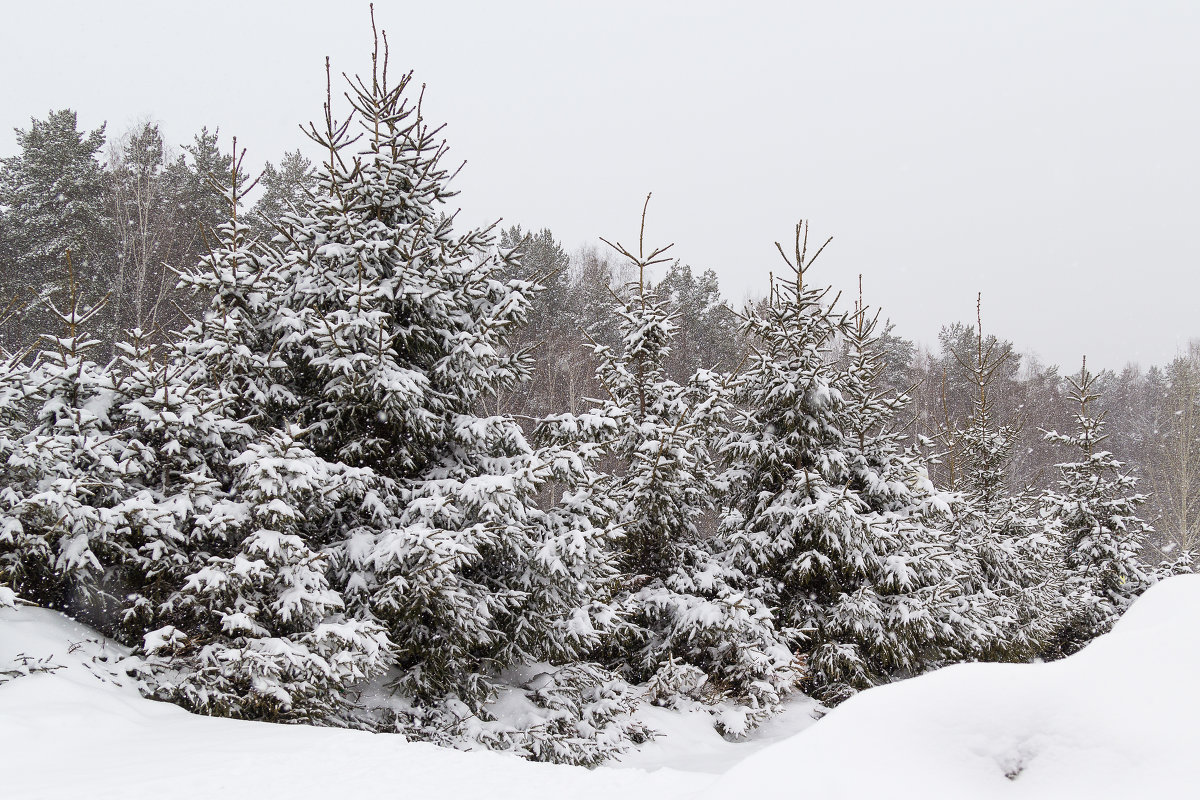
left=3, top=1, right=1198, bottom=371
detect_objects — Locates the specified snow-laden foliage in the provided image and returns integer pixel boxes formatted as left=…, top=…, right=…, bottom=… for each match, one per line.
left=719, top=228, right=988, bottom=704
left=0, top=22, right=1156, bottom=768
left=829, top=290, right=993, bottom=680
left=567, top=214, right=799, bottom=725
left=0, top=262, right=129, bottom=625
left=384, top=661, right=650, bottom=767
left=0, top=351, right=39, bottom=609
left=183, top=36, right=633, bottom=758
left=941, top=311, right=1066, bottom=662
left=1041, top=362, right=1155, bottom=655
left=140, top=427, right=391, bottom=723
left=108, top=163, right=391, bottom=723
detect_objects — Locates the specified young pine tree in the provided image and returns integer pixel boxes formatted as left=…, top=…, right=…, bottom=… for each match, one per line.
left=720, top=226, right=985, bottom=704
left=127, top=145, right=392, bottom=724
left=832, top=278, right=989, bottom=682
left=944, top=295, right=1064, bottom=662
left=0, top=254, right=129, bottom=625
left=1041, top=358, right=1155, bottom=656
left=579, top=200, right=796, bottom=732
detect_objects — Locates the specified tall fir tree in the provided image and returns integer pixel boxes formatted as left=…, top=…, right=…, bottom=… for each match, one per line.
left=243, top=25, right=632, bottom=759
left=0, top=110, right=110, bottom=349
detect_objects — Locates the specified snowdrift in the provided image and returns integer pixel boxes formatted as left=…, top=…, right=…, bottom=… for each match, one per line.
left=709, top=574, right=1200, bottom=799
left=3, top=576, right=1200, bottom=799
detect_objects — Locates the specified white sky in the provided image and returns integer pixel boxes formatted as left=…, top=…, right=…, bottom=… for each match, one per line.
left=3, top=0, right=1198, bottom=371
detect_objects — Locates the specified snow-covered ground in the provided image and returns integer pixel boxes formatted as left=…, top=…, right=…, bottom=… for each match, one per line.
left=4, top=576, right=1200, bottom=799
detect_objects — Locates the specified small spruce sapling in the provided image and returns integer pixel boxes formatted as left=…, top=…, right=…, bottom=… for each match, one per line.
left=584, top=198, right=798, bottom=729
left=1041, top=358, right=1154, bottom=655
left=946, top=295, right=1064, bottom=662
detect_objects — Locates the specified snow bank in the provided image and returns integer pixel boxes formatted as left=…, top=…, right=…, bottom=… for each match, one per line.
left=0, top=605, right=708, bottom=800
left=705, top=574, right=1200, bottom=799
left=4, top=576, right=1200, bottom=799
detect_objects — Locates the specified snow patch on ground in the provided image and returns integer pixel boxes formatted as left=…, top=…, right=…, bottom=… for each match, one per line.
left=613, top=697, right=823, bottom=774
left=4, top=576, right=1200, bottom=799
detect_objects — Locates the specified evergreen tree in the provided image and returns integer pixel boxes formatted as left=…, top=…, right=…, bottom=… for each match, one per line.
left=576, top=201, right=796, bottom=732
left=1041, top=358, right=1155, bottom=655
left=110, top=143, right=279, bottom=639
left=719, top=225, right=983, bottom=704
left=249, top=32, right=630, bottom=758
left=250, top=149, right=316, bottom=241
left=833, top=278, right=988, bottom=681
left=718, top=225, right=864, bottom=704
left=0, top=110, right=110, bottom=348
left=943, top=295, right=1064, bottom=662
left=0, top=254, right=126, bottom=623
left=127, top=144, right=392, bottom=723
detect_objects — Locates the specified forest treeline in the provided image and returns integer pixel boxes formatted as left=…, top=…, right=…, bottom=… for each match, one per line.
left=495, top=230, right=1200, bottom=564
left=0, top=26, right=1193, bottom=767
left=4, top=111, right=1195, bottom=559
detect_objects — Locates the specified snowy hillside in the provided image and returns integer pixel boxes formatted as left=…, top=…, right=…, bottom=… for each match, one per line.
left=4, top=576, right=1200, bottom=799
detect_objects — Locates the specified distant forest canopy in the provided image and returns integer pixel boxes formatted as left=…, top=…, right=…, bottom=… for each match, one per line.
left=1, top=108, right=1194, bottom=559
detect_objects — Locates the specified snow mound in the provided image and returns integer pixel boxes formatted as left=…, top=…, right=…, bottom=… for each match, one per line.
left=3, top=576, right=1200, bottom=799
left=0, top=603, right=708, bottom=800
left=705, top=574, right=1200, bottom=799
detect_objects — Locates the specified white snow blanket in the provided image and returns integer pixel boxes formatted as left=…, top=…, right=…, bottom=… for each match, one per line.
left=3, top=575, right=1199, bottom=799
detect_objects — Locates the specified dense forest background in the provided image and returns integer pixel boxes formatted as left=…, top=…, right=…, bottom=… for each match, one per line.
left=3, top=108, right=1195, bottom=562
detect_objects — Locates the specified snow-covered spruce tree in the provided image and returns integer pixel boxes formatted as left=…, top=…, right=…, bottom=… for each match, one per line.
left=0, top=304, right=39, bottom=607
left=829, top=278, right=991, bottom=680
left=1040, top=358, right=1154, bottom=656
left=943, top=295, right=1064, bottom=662
left=257, top=31, right=636, bottom=760
left=0, top=262, right=193, bottom=633
left=0, top=254, right=130, bottom=625
left=100, top=329, right=223, bottom=640
left=124, top=146, right=393, bottom=724
left=142, top=426, right=391, bottom=723
left=107, top=146, right=280, bottom=641
left=565, top=199, right=796, bottom=734
left=719, top=224, right=983, bottom=704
